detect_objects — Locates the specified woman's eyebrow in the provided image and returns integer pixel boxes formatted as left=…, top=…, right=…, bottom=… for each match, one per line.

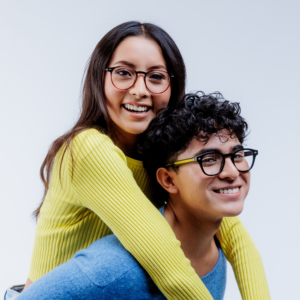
left=112, top=61, right=167, bottom=70
left=148, top=64, right=167, bottom=70
left=113, top=60, right=136, bottom=68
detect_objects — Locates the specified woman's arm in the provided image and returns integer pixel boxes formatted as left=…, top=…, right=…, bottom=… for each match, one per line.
left=70, top=130, right=213, bottom=299
left=216, top=217, right=270, bottom=300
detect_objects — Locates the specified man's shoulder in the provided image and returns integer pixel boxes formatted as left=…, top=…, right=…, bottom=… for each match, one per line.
left=72, top=235, right=145, bottom=287
left=71, top=235, right=164, bottom=299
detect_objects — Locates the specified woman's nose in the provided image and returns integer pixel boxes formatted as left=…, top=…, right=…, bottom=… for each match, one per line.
left=218, top=157, right=239, bottom=180
left=129, top=75, right=150, bottom=99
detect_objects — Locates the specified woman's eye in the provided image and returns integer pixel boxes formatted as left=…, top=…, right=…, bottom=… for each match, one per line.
left=116, top=70, right=132, bottom=77
left=149, top=73, right=165, bottom=81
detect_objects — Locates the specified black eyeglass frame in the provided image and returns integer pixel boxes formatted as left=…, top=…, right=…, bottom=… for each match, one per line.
left=166, top=148, right=258, bottom=176
left=105, top=66, right=174, bottom=94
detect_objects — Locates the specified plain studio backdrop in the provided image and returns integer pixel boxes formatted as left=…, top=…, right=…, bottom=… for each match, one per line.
left=1, top=0, right=299, bottom=299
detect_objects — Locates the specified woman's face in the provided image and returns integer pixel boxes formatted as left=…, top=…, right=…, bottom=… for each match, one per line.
left=104, top=36, right=171, bottom=136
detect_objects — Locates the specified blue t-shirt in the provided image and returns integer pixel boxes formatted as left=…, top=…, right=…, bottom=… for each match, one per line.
left=17, top=207, right=226, bottom=300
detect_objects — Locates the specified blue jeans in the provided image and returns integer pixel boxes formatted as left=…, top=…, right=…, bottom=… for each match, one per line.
left=4, top=285, right=24, bottom=300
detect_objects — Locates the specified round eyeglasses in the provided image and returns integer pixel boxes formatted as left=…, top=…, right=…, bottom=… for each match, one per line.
left=105, top=66, right=174, bottom=94
left=166, top=148, right=258, bottom=176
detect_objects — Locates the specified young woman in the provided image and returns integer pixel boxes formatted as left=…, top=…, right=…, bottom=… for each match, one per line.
left=24, top=21, right=269, bottom=299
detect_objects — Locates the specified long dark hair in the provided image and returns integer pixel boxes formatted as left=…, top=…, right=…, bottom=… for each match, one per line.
left=34, top=21, right=186, bottom=218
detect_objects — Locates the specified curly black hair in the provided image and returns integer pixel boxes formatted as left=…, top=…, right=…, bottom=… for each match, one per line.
left=141, top=91, right=248, bottom=207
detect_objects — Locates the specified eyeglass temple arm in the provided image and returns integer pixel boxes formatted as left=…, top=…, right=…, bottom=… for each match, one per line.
left=166, top=157, right=197, bottom=167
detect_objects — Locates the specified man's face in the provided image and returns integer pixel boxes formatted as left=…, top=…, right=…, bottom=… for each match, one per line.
left=169, top=130, right=250, bottom=221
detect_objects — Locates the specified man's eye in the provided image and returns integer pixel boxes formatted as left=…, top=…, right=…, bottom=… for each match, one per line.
left=234, top=154, right=244, bottom=161
left=202, top=157, right=218, bottom=166
left=203, top=157, right=217, bottom=162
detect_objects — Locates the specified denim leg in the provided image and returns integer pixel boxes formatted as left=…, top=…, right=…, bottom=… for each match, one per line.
left=4, top=288, right=20, bottom=300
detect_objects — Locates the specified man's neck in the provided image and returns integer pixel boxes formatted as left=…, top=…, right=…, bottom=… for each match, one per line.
left=164, top=199, right=222, bottom=277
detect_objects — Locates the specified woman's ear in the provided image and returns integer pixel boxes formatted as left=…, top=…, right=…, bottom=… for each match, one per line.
left=156, top=168, right=179, bottom=194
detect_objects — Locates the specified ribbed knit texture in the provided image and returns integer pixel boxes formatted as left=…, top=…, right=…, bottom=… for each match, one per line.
left=28, top=129, right=270, bottom=299
left=216, top=218, right=270, bottom=299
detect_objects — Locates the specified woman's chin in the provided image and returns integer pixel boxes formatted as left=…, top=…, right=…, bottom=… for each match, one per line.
left=114, top=122, right=150, bottom=137
left=122, top=124, right=150, bottom=136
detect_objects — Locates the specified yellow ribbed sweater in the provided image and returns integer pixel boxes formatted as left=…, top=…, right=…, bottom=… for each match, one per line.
left=29, top=129, right=270, bottom=299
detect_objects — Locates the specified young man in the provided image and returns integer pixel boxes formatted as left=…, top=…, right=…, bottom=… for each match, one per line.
left=11, top=92, right=264, bottom=300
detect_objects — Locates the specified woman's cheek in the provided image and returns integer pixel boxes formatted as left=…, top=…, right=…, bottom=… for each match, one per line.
left=153, top=95, right=171, bottom=112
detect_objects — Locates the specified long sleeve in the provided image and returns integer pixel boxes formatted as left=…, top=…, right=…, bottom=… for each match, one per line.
left=69, top=130, right=213, bottom=299
left=216, top=217, right=270, bottom=299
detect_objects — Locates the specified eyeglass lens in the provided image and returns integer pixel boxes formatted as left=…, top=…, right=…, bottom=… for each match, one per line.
left=111, top=67, right=170, bottom=93
left=201, top=149, right=255, bottom=175
left=234, top=149, right=254, bottom=172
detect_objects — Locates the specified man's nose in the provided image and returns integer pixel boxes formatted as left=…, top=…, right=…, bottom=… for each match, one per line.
left=129, top=75, right=150, bottom=99
left=218, top=157, right=239, bottom=180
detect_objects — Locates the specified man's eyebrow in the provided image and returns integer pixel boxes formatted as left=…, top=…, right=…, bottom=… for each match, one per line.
left=192, top=144, right=244, bottom=157
left=193, top=148, right=219, bottom=157
left=232, top=144, right=244, bottom=152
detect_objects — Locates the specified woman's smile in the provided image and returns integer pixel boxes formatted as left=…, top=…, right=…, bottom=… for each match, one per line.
left=122, top=102, right=152, bottom=119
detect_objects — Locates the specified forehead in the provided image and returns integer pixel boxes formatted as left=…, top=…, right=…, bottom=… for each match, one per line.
left=177, top=130, right=241, bottom=160
left=109, top=36, right=167, bottom=69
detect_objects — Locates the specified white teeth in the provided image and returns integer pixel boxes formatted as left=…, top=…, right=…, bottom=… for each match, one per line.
left=124, top=104, right=149, bottom=112
left=217, top=187, right=239, bottom=194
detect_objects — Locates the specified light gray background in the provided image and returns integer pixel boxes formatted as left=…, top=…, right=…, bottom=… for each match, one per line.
left=1, top=0, right=299, bottom=299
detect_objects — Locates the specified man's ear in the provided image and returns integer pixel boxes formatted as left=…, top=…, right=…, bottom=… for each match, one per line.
left=156, top=167, right=179, bottom=194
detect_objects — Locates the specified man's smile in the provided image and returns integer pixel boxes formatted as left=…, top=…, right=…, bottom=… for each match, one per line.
left=214, top=186, right=241, bottom=194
